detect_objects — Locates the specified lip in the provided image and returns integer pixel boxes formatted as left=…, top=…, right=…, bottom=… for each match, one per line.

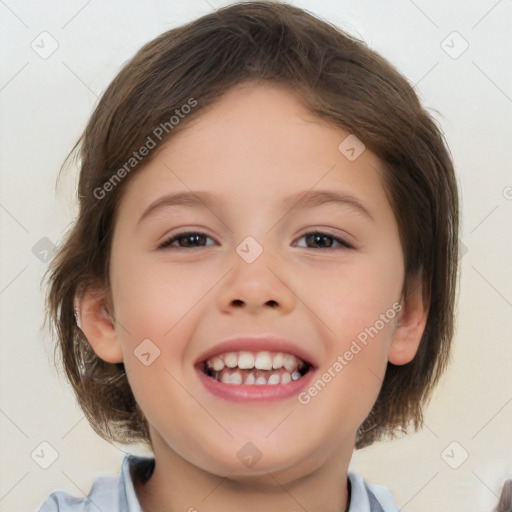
left=194, top=336, right=319, bottom=368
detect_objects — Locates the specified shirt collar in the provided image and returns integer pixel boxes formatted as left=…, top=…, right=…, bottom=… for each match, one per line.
left=122, top=455, right=155, bottom=511
left=121, top=456, right=384, bottom=512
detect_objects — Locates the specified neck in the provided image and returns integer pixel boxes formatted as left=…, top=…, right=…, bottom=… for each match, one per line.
left=135, top=432, right=353, bottom=512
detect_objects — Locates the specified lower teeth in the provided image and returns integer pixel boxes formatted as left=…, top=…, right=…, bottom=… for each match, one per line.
left=203, top=366, right=308, bottom=385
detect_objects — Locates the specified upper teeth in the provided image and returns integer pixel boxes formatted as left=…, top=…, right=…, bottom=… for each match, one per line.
left=206, top=351, right=305, bottom=372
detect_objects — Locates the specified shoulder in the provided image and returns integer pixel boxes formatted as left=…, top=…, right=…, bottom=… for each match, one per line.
left=35, top=456, right=153, bottom=512
left=35, top=492, right=89, bottom=512
left=36, top=472, right=121, bottom=512
left=347, top=472, right=400, bottom=512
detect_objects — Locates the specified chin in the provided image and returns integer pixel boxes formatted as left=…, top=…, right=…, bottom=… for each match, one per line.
left=191, top=440, right=318, bottom=481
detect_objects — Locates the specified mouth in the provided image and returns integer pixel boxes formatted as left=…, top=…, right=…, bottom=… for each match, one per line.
left=200, top=350, right=311, bottom=385
left=195, top=337, right=317, bottom=401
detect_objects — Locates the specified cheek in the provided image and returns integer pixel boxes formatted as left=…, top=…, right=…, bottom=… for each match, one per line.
left=298, top=251, right=402, bottom=413
left=305, top=256, right=403, bottom=344
left=110, top=255, right=220, bottom=402
left=110, top=252, right=216, bottom=344
left=297, top=319, right=393, bottom=440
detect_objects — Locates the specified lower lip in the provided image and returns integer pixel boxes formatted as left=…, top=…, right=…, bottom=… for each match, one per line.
left=196, top=367, right=315, bottom=402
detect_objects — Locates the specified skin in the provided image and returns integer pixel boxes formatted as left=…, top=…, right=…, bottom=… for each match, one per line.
left=79, top=82, right=427, bottom=512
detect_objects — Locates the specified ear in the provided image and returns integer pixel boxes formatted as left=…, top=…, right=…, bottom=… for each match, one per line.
left=75, top=287, right=123, bottom=363
left=388, top=273, right=428, bottom=365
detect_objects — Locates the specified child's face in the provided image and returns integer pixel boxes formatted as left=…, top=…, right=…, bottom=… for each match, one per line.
left=108, top=82, right=406, bottom=477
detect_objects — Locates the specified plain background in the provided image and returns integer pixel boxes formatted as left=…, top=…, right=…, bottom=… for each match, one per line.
left=1, top=0, right=511, bottom=510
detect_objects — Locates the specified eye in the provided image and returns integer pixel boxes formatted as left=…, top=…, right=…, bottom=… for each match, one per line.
left=158, top=231, right=216, bottom=249
left=294, top=231, right=353, bottom=250
left=158, top=230, right=353, bottom=251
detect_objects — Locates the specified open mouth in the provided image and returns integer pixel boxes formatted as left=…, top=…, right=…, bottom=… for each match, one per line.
left=200, top=351, right=311, bottom=386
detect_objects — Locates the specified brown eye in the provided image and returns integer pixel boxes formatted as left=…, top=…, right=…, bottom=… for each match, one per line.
left=159, top=232, right=215, bottom=249
left=296, top=232, right=352, bottom=250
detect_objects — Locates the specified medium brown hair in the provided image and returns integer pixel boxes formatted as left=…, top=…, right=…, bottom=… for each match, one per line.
left=44, top=1, right=459, bottom=449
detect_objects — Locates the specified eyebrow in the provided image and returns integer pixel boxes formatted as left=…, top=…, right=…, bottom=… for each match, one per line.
left=137, top=189, right=374, bottom=226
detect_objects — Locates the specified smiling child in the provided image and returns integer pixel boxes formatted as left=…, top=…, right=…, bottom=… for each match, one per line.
left=39, top=2, right=459, bottom=511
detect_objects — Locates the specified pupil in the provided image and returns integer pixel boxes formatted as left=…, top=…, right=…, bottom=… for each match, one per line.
left=184, top=234, right=203, bottom=247
left=308, top=233, right=331, bottom=248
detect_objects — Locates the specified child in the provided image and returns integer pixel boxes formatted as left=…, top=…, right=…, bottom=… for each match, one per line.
left=39, top=1, right=459, bottom=511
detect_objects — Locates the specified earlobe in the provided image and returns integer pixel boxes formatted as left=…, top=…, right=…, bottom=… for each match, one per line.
left=388, top=275, right=428, bottom=365
left=75, top=288, right=124, bottom=364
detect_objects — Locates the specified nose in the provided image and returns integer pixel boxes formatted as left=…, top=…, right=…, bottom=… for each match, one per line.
left=216, top=243, right=297, bottom=315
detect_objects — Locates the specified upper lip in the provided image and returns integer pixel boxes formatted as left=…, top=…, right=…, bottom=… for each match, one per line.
left=195, top=336, right=318, bottom=369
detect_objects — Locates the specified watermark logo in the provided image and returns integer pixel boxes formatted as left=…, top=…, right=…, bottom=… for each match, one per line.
left=134, top=338, right=161, bottom=366
left=236, top=236, right=263, bottom=263
left=31, top=441, right=59, bottom=469
left=441, top=31, right=469, bottom=60
left=458, top=240, right=468, bottom=260
left=338, top=134, right=365, bottom=161
left=31, top=31, right=59, bottom=59
left=237, top=442, right=262, bottom=467
left=32, top=237, right=57, bottom=263
left=441, top=441, right=469, bottom=469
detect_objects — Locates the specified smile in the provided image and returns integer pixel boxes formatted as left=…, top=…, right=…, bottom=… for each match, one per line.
left=201, top=351, right=310, bottom=385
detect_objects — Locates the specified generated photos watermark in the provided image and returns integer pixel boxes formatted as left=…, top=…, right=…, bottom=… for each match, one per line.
left=298, top=302, right=402, bottom=405
left=93, top=98, right=198, bottom=200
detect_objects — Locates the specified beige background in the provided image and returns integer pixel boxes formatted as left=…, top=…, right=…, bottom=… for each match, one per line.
left=1, top=0, right=511, bottom=510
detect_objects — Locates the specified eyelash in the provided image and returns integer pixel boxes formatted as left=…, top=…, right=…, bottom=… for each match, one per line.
left=158, top=231, right=353, bottom=251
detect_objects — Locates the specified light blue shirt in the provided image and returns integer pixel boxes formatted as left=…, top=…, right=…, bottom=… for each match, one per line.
left=36, top=455, right=400, bottom=512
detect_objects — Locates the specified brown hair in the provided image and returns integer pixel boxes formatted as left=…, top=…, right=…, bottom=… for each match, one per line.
left=44, top=1, right=459, bottom=449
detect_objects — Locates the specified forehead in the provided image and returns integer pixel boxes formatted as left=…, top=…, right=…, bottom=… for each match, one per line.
left=115, top=82, right=389, bottom=224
